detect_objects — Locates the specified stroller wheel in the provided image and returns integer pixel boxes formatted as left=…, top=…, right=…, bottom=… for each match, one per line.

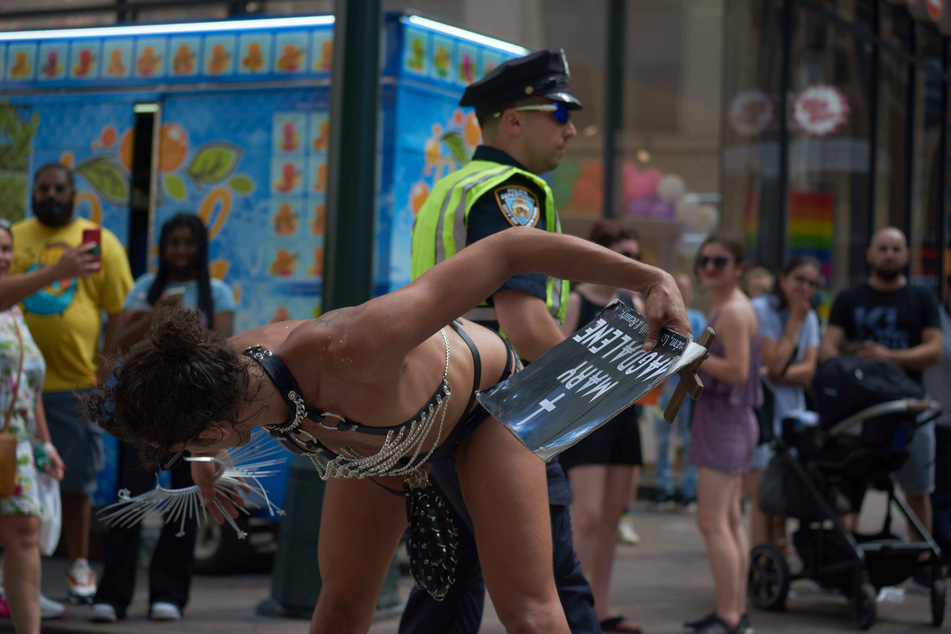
left=747, top=544, right=790, bottom=611
left=850, top=582, right=876, bottom=630
left=931, top=578, right=945, bottom=627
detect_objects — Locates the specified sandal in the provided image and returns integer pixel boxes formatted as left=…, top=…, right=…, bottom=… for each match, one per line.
left=599, top=615, right=643, bottom=633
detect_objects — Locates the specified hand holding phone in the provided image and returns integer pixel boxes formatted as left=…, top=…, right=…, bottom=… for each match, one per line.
left=81, top=228, right=101, bottom=265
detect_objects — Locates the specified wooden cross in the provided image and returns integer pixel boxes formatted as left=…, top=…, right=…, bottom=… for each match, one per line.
left=663, top=327, right=716, bottom=424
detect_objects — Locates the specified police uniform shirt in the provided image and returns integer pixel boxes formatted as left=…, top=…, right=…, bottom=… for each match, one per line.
left=464, top=147, right=572, bottom=507
left=465, top=145, right=552, bottom=307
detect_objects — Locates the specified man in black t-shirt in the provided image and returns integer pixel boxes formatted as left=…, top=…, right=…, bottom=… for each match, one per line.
left=821, top=226, right=942, bottom=539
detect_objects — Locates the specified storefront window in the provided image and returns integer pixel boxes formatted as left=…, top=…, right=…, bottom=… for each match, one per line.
left=876, top=48, right=911, bottom=234
left=616, top=0, right=723, bottom=274
left=909, top=26, right=946, bottom=296
left=721, top=0, right=783, bottom=269
left=788, top=6, right=872, bottom=292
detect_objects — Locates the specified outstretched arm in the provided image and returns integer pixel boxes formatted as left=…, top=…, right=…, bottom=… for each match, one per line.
left=339, top=227, right=689, bottom=372
left=0, top=243, right=99, bottom=311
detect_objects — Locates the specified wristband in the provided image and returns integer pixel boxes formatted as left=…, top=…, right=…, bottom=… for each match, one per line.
left=42, top=442, right=56, bottom=453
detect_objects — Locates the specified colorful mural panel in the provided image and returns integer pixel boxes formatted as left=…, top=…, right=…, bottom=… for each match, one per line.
left=69, top=41, right=100, bottom=80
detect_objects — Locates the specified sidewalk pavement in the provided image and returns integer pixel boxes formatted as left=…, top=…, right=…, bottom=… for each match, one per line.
left=2, top=490, right=943, bottom=633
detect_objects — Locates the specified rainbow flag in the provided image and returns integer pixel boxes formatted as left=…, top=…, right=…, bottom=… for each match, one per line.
left=787, top=191, right=833, bottom=281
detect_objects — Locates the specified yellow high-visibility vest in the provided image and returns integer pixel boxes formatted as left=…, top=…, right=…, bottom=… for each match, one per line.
left=410, top=159, right=568, bottom=323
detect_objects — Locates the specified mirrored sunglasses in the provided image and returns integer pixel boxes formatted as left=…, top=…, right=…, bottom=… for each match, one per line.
left=497, top=101, right=571, bottom=124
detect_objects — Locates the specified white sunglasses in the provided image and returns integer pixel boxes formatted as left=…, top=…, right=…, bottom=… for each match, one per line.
left=493, top=102, right=571, bottom=123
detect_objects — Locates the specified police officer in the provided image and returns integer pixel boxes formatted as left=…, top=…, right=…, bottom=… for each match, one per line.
left=402, top=49, right=602, bottom=634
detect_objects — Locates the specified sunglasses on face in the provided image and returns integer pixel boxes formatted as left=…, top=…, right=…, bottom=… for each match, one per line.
left=496, top=101, right=571, bottom=124
left=697, top=255, right=730, bottom=270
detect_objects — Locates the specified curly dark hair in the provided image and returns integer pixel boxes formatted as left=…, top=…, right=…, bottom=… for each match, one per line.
left=83, top=304, right=251, bottom=468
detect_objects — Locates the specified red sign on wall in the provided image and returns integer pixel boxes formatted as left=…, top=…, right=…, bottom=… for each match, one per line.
left=927, top=0, right=946, bottom=20
left=792, top=85, right=850, bottom=137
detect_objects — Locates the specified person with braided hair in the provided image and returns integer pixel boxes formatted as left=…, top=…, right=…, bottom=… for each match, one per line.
left=89, top=213, right=235, bottom=623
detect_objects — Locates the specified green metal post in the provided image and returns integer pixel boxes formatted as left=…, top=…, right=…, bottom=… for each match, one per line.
left=259, top=0, right=398, bottom=619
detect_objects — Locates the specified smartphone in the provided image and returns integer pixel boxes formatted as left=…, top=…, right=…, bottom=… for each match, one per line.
left=81, top=228, right=101, bottom=264
left=165, top=286, right=187, bottom=303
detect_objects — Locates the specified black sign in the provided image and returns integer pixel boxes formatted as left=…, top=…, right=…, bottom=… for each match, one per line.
left=477, top=300, right=696, bottom=460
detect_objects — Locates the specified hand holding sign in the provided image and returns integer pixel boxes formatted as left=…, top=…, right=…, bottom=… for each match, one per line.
left=478, top=301, right=708, bottom=461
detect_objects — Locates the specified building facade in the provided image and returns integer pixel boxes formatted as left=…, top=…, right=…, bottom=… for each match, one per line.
left=2, top=0, right=947, bottom=299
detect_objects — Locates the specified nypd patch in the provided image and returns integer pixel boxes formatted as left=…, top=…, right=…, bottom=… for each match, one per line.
left=494, top=186, right=540, bottom=227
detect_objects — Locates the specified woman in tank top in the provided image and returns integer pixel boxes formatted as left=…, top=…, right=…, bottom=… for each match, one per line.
left=684, top=232, right=762, bottom=634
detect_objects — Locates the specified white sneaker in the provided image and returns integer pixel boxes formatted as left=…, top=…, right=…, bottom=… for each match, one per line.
left=617, top=514, right=641, bottom=545
left=89, top=603, right=118, bottom=623
left=39, top=594, right=65, bottom=619
left=150, top=601, right=182, bottom=621
left=66, top=558, right=97, bottom=603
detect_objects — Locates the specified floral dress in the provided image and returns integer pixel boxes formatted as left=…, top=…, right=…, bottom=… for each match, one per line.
left=0, top=307, right=47, bottom=516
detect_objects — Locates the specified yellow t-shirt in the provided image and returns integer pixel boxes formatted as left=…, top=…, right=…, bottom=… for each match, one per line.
left=11, top=217, right=133, bottom=392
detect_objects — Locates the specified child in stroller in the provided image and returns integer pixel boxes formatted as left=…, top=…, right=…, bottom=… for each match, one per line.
left=747, top=357, right=944, bottom=630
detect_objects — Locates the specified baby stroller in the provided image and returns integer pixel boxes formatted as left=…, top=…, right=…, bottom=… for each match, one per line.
left=747, top=357, right=944, bottom=630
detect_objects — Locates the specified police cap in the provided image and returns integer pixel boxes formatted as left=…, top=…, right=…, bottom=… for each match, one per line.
left=458, top=49, right=583, bottom=116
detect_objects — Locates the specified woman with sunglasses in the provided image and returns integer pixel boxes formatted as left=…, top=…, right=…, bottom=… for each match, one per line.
left=84, top=227, right=689, bottom=634
left=745, top=256, right=822, bottom=552
left=0, top=219, right=94, bottom=633
left=90, top=213, right=235, bottom=624
left=684, top=233, right=762, bottom=634
left=558, top=221, right=644, bottom=634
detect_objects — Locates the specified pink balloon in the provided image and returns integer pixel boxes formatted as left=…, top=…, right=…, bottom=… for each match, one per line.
left=642, top=168, right=663, bottom=193
left=626, top=174, right=653, bottom=200
left=622, top=162, right=641, bottom=182
left=621, top=163, right=641, bottom=205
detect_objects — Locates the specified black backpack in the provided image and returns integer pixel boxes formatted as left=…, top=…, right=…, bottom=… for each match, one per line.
left=811, top=356, right=923, bottom=427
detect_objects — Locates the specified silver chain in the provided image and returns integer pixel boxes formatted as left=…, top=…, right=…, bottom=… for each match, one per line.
left=303, top=328, right=452, bottom=480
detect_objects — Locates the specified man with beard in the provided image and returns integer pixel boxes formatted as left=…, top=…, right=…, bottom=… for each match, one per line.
left=820, top=226, right=941, bottom=556
left=11, top=163, right=133, bottom=603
